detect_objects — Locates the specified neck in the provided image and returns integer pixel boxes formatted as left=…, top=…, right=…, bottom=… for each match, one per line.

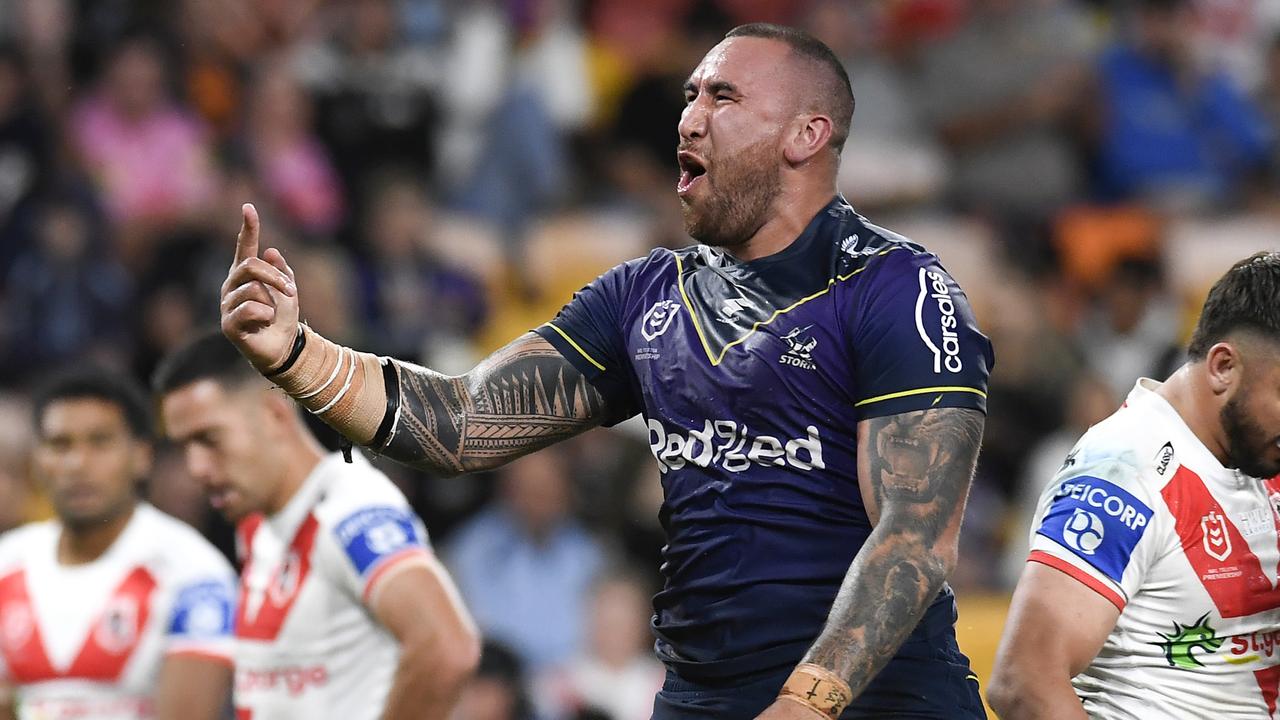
left=264, top=429, right=328, bottom=517
left=722, top=183, right=837, bottom=263
left=1156, top=363, right=1231, bottom=465
left=59, top=503, right=135, bottom=565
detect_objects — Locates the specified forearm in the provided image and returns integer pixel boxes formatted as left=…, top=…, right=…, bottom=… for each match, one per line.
left=988, top=670, right=1088, bottom=720
left=266, top=327, right=606, bottom=475
left=801, top=518, right=951, bottom=696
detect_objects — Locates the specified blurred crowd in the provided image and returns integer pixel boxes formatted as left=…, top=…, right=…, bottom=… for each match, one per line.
left=1, top=0, right=1279, bottom=717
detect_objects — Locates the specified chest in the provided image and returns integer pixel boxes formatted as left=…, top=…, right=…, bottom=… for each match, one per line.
left=1153, top=468, right=1280, bottom=621
left=0, top=560, right=163, bottom=685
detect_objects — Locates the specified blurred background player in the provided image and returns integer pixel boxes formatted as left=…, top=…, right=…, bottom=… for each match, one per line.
left=152, top=330, right=479, bottom=720
left=0, top=369, right=234, bottom=720
left=989, top=252, right=1280, bottom=717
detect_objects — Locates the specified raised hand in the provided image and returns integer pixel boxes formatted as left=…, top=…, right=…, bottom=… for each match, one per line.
left=220, top=203, right=300, bottom=372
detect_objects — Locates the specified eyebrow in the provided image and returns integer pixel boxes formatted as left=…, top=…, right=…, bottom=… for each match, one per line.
left=683, top=79, right=740, bottom=97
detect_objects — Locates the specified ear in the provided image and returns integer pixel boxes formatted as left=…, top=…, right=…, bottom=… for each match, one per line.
left=1204, top=341, right=1242, bottom=397
left=261, top=388, right=298, bottom=429
left=783, top=113, right=834, bottom=165
left=131, top=440, right=154, bottom=478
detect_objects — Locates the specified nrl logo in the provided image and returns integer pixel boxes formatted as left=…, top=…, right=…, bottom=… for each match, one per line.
left=1201, top=511, right=1232, bottom=562
left=641, top=300, right=680, bottom=342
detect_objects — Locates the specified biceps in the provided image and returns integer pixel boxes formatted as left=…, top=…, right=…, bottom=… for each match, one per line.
left=856, top=407, right=984, bottom=536
left=999, top=561, right=1119, bottom=677
left=370, top=555, right=477, bottom=653
left=155, top=655, right=231, bottom=720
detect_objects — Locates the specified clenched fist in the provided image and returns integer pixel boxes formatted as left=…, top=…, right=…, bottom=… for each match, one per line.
left=220, top=203, right=300, bottom=371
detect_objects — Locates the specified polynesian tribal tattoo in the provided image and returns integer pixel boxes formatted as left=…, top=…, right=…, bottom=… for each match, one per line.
left=803, top=407, right=984, bottom=695
left=380, top=333, right=608, bottom=474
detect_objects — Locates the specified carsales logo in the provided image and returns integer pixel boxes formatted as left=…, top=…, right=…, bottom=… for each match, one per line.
left=647, top=418, right=824, bottom=474
left=915, top=268, right=962, bottom=374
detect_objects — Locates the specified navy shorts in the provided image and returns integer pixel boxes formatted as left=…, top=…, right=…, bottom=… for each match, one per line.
left=650, top=624, right=986, bottom=719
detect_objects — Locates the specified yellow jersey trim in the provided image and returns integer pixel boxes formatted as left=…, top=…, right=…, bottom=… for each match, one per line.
left=854, top=386, right=988, bottom=408
left=676, top=247, right=901, bottom=366
left=543, top=323, right=607, bottom=372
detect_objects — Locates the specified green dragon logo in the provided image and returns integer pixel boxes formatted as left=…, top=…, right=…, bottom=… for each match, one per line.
left=1155, top=613, right=1223, bottom=669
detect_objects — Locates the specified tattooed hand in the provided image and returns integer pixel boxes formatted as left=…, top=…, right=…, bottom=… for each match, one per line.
left=800, top=407, right=984, bottom=697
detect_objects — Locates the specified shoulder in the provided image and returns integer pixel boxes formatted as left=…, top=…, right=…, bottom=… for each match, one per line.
left=313, top=455, right=413, bottom=528
left=136, top=505, right=235, bottom=579
left=1066, top=402, right=1179, bottom=494
left=0, top=522, right=55, bottom=570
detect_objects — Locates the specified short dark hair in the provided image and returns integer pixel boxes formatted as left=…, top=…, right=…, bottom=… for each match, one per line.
left=724, top=23, right=855, bottom=153
left=32, top=368, right=152, bottom=439
left=1188, top=252, right=1280, bottom=358
left=152, top=329, right=263, bottom=396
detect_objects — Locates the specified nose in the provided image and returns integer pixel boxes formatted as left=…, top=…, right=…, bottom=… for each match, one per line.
left=678, top=98, right=708, bottom=143
left=184, top=444, right=217, bottom=486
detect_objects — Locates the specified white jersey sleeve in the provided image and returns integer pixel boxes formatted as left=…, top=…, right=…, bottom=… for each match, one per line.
left=315, top=495, right=433, bottom=607
left=1027, top=438, right=1163, bottom=611
left=153, top=516, right=237, bottom=663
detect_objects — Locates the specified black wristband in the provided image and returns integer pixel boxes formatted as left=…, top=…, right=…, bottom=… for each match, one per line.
left=369, top=358, right=402, bottom=451
left=266, top=324, right=306, bottom=377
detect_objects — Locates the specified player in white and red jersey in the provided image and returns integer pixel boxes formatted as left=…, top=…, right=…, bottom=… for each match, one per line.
left=154, top=331, right=479, bottom=720
left=991, top=252, right=1280, bottom=719
left=0, top=370, right=235, bottom=720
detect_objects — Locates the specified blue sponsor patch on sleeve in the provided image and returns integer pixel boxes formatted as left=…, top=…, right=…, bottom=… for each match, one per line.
left=334, top=506, right=426, bottom=578
left=168, top=579, right=234, bottom=638
left=1035, top=475, right=1153, bottom=584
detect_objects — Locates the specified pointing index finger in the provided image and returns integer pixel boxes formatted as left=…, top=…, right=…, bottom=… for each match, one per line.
left=234, top=203, right=260, bottom=265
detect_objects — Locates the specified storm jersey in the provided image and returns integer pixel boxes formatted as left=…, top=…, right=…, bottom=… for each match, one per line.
left=534, top=196, right=994, bottom=689
left=233, top=451, right=432, bottom=720
left=1029, top=379, right=1280, bottom=718
left=0, top=504, right=236, bottom=720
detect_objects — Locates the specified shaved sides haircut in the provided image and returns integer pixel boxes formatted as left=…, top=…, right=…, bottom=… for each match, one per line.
left=725, top=23, right=855, bottom=153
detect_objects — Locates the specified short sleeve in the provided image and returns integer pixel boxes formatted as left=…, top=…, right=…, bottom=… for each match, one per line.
left=1027, top=446, right=1158, bottom=612
left=532, top=257, right=644, bottom=425
left=849, top=251, right=994, bottom=419
left=165, top=573, right=236, bottom=662
left=322, top=505, right=433, bottom=605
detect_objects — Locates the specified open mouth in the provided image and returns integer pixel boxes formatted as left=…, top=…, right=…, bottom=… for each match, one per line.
left=676, top=151, right=708, bottom=195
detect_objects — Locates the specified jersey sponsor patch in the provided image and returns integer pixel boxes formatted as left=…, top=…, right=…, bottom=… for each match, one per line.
left=1036, top=475, right=1153, bottom=584
left=169, top=579, right=234, bottom=638
left=334, top=507, right=425, bottom=577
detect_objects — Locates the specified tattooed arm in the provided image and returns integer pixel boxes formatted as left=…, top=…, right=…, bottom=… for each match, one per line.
left=374, top=333, right=609, bottom=475
left=219, top=205, right=614, bottom=476
left=760, top=407, right=984, bottom=718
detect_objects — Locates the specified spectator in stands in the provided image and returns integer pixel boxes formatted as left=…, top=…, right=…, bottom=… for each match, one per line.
left=1076, top=257, right=1181, bottom=399
left=537, top=570, right=665, bottom=720
left=1091, top=0, right=1273, bottom=209
left=446, top=448, right=604, bottom=673
left=804, top=0, right=948, bottom=211
left=451, top=641, right=534, bottom=720
left=914, top=0, right=1094, bottom=218
left=1, top=193, right=130, bottom=380
left=355, top=172, right=487, bottom=361
left=70, top=33, right=216, bottom=266
left=0, top=45, right=53, bottom=275
left=245, top=60, right=345, bottom=238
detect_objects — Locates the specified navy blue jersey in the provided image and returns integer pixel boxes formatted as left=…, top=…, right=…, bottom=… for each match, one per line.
left=533, top=196, right=994, bottom=683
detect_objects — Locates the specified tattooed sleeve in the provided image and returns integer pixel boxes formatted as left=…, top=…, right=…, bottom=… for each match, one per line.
left=802, top=407, right=984, bottom=695
left=376, top=333, right=611, bottom=475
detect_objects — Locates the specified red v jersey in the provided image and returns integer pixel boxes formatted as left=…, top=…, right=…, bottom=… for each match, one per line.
left=1029, top=380, right=1280, bottom=719
left=0, top=505, right=235, bottom=720
left=232, top=453, right=432, bottom=720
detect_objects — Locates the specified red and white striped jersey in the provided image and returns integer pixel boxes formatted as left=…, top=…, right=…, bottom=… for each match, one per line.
left=0, top=504, right=236, bottom=720
left=232, top=452, right=432, bottom=720
left=1029, top=379, right=1280, bottom=718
